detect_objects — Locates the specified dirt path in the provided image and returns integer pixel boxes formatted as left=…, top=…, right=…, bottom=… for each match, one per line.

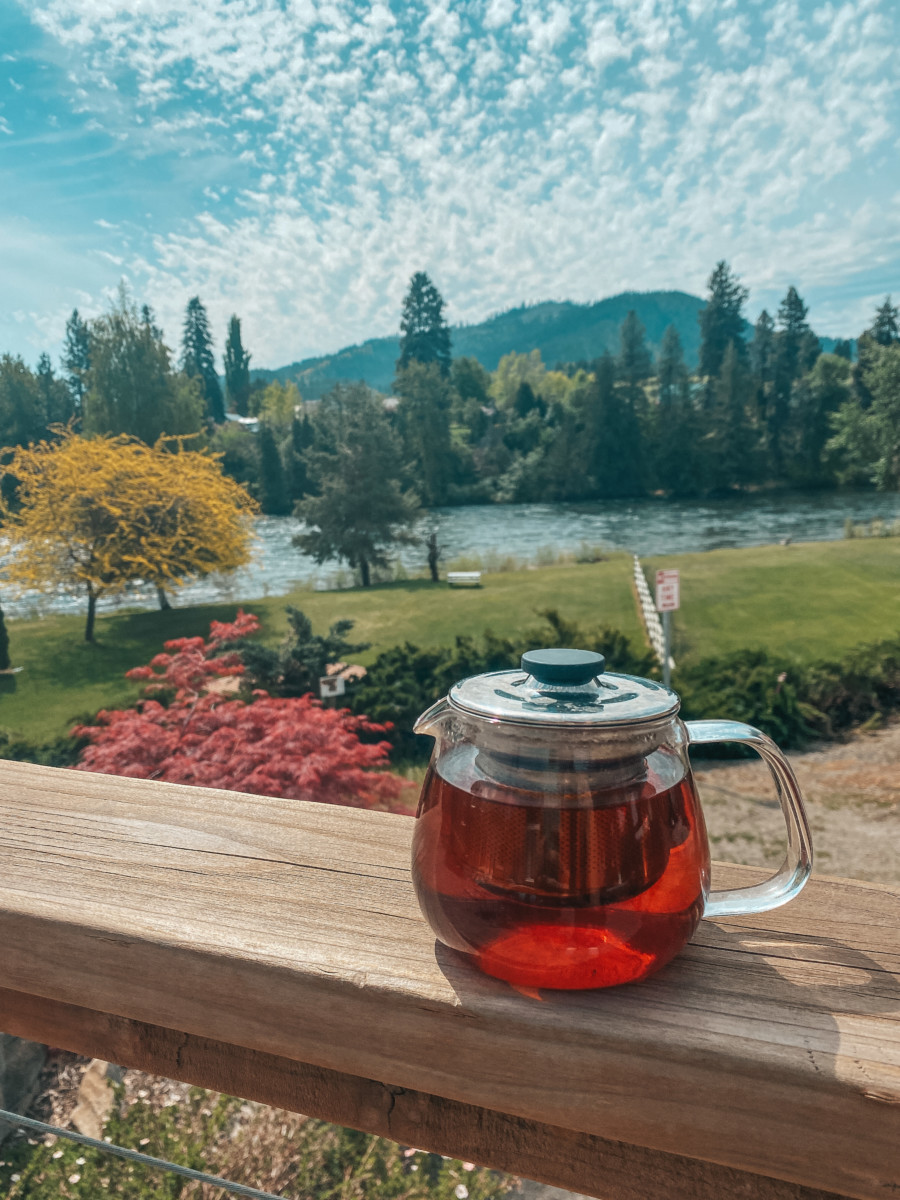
left=696, top=719, right=900, bottom=883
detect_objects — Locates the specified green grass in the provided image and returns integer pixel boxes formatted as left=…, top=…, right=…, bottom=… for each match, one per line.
left=645, top=538, right=900, bottom=667
left=1, top=554, right=641, bottom=742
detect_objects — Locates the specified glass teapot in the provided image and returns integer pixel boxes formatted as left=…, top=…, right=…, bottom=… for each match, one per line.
left=411, top=648, right=813, bottom=990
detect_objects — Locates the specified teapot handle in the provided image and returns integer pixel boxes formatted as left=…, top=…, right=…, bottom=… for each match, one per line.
left=685, top=719, right=814, bottom=917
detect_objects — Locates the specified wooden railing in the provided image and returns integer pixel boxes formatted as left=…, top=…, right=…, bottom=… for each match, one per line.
left=0, top=760, right=898, bottom=1200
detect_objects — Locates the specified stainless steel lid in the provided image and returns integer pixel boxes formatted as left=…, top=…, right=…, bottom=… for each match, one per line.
left=449, top=648, right=679, bottom=727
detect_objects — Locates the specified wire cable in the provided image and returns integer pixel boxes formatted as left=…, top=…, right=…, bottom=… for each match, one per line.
left=0, top=1107, right=288, bottom=1200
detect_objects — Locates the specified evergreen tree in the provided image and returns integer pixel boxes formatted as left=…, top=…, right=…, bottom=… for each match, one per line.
left=789, top=354, right=851, bottom=486
left=698, top=261, right=749, bottom=381
left=771, top=286, right=819, bottom=475
left=513, top=380, right=539, bottom=418
left=869, top=297, right=899, bottom=347
left=656, top=325, right=685, bottom=409
left=295, top=384, right=419, bottom=587
left=0, top=355, right=44, bottom=449
left=224, top=314, right=252, bottom=416
left=0, top=603, right=8, bottom=671
left=37, top=352, right=74, bottom=427
left=618, top=310, right=653, bottom=391
left=394, top=360, right=454, bottom=506
left=181, top=296, right=225, bottom=423
left=290, top=411, right=314, bottom=499
left=592, top=352, right=644, bottom=497
left=0, top=604, right=8, bottom=672
left=653, top=327, right=699, bottom=495
left=833, top=339, right=853, bottom=360
left=707, top=342, right=755, bottom=491
left=397, top=272, right=452, bottom=375
left=258, top=423, right=291, bottom=514
left=141, top=304, right=164, bottom=341
left=62, top=309, right=91, bottom=417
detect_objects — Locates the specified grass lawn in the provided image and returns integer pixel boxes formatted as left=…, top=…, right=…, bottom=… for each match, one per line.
left=1, top=553, right=641, bottom=743
left=645, top=538, right=900, bottom=667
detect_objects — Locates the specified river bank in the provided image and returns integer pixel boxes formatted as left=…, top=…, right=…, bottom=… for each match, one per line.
left=4, top=488, right=899, bottom=620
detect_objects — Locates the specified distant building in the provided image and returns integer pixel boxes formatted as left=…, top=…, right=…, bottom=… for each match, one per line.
left=224, top=413, right=261, bottom=433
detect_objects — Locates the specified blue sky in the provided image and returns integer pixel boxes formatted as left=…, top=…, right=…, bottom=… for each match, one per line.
left=2, top=0, right=898, bottom=370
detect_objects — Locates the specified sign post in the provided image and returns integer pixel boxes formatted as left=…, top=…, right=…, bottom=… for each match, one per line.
left=319, top=674, right=346, bottom=702
left=655, top=569, right=680, bottom=689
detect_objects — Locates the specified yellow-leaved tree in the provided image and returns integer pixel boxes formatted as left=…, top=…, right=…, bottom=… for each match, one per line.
left=0, top=432, right=258, bottom=641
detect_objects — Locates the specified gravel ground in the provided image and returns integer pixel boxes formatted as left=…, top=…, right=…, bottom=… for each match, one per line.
left=697, top=718, right=900, bottom=883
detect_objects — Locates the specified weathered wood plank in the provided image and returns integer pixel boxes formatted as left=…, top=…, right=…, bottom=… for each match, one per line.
left=0, top=762, right=898, bottom=1199
left=0, top=988, right=848, bottom=1200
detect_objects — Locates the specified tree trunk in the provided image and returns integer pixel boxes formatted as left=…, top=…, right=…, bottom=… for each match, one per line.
left=360, top=559, right=371, bottom=587
left=85, top=591, right=97, bottom=643
left=156, top=585, right=171, bottom=611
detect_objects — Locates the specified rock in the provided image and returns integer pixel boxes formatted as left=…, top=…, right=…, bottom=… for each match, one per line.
left=0, top=1035, right=47, bottom=1143
left=70, top=1059, right=115, bottom=1140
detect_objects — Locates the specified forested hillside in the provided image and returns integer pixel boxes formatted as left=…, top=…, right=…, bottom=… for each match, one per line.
left=253, top=291, right=706, bottom=397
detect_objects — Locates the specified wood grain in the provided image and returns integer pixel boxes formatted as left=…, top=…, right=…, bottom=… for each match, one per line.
left=0, top=761, right=898, bottom=1199
left=0, top=988, right=848, bottom=1200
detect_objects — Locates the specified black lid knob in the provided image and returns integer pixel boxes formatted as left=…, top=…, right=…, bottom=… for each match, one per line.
left=521, top=648, right=606, bottom=686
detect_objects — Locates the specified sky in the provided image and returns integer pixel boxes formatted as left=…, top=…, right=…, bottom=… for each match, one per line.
left=1, top=0, right=898, bottom=370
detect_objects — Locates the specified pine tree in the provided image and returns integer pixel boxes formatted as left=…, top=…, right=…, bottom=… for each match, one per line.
left=141, top=304, right=164, bottom=341
left=397, top=272, right=452, bottom=375
left=591, top=352, right=644, bottom=497
left=618, top=310, right=653, bottom=390
left=0, top=603, right=9, bottom=671
left=37, top=352, right=74, bottom=427
left=224, top=315, right=252, bottom=416
left=653, top=327, right=699, bottom=495
left=656, top=325, right=685, bottom=409
left=290, top=411, right=314, bottom=499
left=750, top=310, right=776, bottom=464
left=869, top=297, right=899, bottom=347
left=771, top=287, right=819, bottom=475
left=258, top=423, right=291, bottom=514
left=62, top=309, right=91, bottom=417
left=181, top=296, right=225, bottom=423
left=708, top=342, right=755, bottom=491
left=698, top=261, right=749, bottom=381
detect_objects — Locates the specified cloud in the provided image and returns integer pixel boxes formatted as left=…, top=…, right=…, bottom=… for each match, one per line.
left=8, top=0, right=900, bottom=362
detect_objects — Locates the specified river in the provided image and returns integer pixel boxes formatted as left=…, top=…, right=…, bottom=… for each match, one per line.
left=4, top=489, right=899, bottom=620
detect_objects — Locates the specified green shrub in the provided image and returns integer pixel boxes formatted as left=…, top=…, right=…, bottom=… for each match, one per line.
left=347, top=609, right=657, bottom=762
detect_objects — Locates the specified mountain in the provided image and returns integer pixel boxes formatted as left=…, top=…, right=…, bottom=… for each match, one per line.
left=251, top=290, right=852, bottom=398
left=253, top=290, right=706, bottom=397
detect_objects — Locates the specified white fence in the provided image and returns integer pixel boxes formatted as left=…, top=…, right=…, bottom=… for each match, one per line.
left=633, top=555, right=675, bottom=672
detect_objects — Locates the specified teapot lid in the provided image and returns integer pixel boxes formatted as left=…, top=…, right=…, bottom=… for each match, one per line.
left=449, top=648, right=679, bottom=727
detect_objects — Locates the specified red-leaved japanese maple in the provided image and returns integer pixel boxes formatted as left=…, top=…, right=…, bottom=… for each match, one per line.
left=74, top=610, right=413, bottom=813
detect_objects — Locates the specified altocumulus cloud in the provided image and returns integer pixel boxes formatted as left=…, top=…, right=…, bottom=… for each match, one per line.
left=15, top=0, right=900, bottom=363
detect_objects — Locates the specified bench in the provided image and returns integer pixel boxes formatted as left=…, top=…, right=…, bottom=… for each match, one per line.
left=0, top=760, right=898, bottom=1200
left=446, top=571, right=482, bottom=587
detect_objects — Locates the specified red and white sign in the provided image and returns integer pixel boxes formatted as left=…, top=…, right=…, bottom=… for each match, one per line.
left=655, top=568, right=680, bottom=612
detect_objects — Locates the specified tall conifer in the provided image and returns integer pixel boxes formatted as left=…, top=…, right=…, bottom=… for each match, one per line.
left=62, top=309, right=91, bottom=417
left=224, top=315, right=252, bottom=416
left=698, top=261, right=749, bottom=382
left=397, top=273, right=452, bottom=376
left=182, top=297, right=225, bottom=423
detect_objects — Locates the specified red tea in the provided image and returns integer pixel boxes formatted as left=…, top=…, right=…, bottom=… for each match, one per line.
left=412, top=744, right=710, bottom=989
